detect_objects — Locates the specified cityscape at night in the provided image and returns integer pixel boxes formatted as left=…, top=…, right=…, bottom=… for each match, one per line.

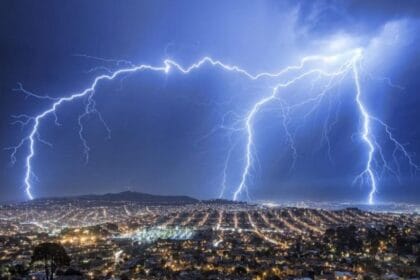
left=0, top=194, right=419, bottom=279
left=1, top=0, right=419, bottom=279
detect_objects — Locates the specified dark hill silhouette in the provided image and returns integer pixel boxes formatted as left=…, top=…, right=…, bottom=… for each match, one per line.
left=34, top=191, right=199, bottom=205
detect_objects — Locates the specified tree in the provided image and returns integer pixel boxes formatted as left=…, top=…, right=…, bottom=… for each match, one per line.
left=9, top=263, right=29, bottom=279
left=31, top=242, right=71, bottom=280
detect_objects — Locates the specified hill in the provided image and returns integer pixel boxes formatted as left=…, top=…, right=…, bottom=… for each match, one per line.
left=33, top=191, right=199, bottom=205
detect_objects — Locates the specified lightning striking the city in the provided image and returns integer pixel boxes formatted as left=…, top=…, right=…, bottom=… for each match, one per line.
left=7, top=47, right=418, bottom=204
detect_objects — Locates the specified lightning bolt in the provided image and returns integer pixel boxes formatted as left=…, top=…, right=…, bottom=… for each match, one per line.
left=218, top=141, right=236, bottom=199
left=352, top=52, right=377, bottom=204
left=10, top=56, right=318, bottom=200
left=351, top=51, right=418, bottom=204
left=232, top=53, right=355, bottom=201
left=8, top=50, right=418, bottom=204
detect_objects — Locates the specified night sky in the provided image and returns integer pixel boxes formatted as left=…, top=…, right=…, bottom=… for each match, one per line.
left=1, top=1, right=419, bottom=203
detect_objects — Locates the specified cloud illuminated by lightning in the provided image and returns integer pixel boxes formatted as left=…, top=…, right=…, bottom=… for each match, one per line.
left=7, top=48, right=418, bottom=204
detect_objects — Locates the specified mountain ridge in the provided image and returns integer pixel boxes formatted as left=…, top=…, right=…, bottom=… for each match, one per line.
left=33, top=190, right=199, bottom=205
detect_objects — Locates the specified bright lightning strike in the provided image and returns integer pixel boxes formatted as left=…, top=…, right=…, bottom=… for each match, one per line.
left=8, top=49, right=418, bottom=204
left=232, top=54, right=355, bottom=201
left=352, top=52, right=377, bottom=204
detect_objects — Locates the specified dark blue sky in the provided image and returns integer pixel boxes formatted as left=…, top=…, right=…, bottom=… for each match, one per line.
left=1, top=0, right=419, bottom=203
